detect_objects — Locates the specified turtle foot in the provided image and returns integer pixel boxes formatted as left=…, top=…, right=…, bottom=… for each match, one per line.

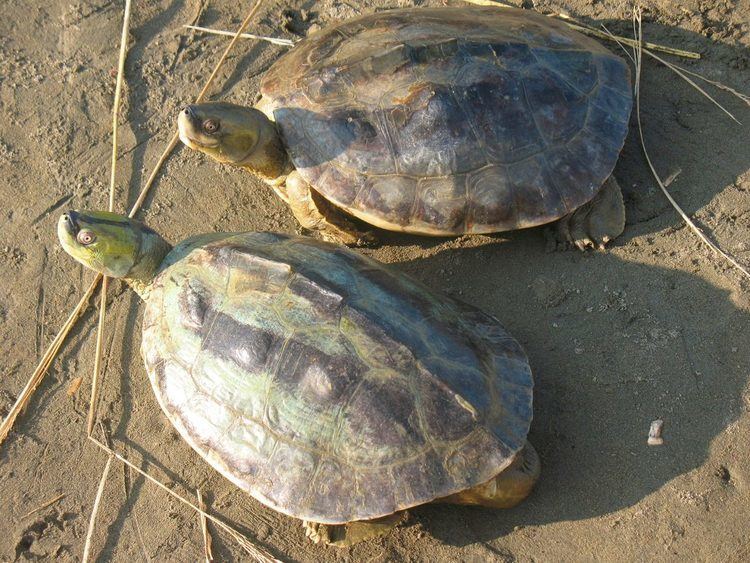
left=302, top=512, right=404, bottom=547
left=437, top=442, right=540, bottom=509
left=546, top=176, right=625, bottom=251
left=320, top=225, right=378, bottom=248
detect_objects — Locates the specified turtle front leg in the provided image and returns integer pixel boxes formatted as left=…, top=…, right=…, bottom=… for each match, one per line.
left=303, top=512, right=404, bottom=547
left=436, top=442, right=540, bottom=509
left=547, top=176, right=625, bottom=251
left=285, top=171, right=377, bottom=247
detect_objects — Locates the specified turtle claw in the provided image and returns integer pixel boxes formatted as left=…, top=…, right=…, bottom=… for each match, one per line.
left=353, top=230, right=379, bottom=248
left=302, top=513, right=404, bottom=547
left=320, top=227, right=378, bottom=248
left=303, top=520, right=329, bottom=544
left=547, top=176, right=625, bottom=252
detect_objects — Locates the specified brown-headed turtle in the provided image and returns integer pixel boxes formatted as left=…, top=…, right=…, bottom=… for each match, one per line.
left=58, top=210, right=538, bottom=546
left=178, top=6, right=632, bottom=249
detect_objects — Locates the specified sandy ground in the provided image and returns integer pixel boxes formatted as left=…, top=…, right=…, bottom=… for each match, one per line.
left=1, top=0, right=749, bottom=561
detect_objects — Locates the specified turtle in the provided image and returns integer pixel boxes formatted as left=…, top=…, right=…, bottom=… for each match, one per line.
left=58, top=209, right=539, bottom=547
left=177, top=6, right=632, bottom=250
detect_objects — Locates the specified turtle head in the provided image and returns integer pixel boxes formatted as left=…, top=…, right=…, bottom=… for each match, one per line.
left=178, top=102, right=289, bottom=181
left=58, top=210, right=171, bottom=295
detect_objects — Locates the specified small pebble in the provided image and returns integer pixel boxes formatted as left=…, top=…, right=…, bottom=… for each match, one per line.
left=648, top=419, right=664, bottom=446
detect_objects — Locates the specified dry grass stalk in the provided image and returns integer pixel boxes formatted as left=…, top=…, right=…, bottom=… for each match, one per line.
left=123, top=465, right=152, bottom=562
left=88, top=0, right=131, bottom=438
left=184, top=25, right=294, bottom=46
left=88, top=436, right=280, bottom=563
left=461, top=0, right=700, bottom=58
left=197, top=488, right=215, bottom=562
left=109, top=0, right=132, bottom=211
left=22, top=493, right=66, bottom=519
left=666, top=63, right=750, bottom=107
left=630, top=8, right=750, bottom=281
left=82, top=425, right=115, bottom=563
left=88, top=274, right=109, bottom=437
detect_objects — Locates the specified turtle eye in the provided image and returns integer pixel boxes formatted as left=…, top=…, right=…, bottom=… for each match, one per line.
left=77, top=230, right=96, bottom=245
left=203, top=119, right=219, bottom=134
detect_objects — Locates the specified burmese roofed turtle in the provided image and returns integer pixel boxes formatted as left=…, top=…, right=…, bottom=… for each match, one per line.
left=178, top=6, right=632, bottom=250
left=58, top=210, right=538, bottom=546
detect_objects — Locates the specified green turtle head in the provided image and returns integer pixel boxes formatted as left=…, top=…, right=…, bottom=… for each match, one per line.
left=58, top=211, right=171, bottom=291
left=177, top=102, right=288, bottom=180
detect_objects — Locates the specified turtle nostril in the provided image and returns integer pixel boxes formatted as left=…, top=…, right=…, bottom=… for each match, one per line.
left=63, top=210, right=80, bottom=233
left=182, top=106, right=194, bottom=118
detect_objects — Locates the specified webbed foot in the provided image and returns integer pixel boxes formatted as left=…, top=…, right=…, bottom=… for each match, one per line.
left=546, top=176, right=625, bottom=251
left=437, top=442, right=540, bottom=509
left=302, top=512, right=404, bottom=547
left=319, top=222, right=378, bottom=248
left=286, top=171, right=379, bottom=248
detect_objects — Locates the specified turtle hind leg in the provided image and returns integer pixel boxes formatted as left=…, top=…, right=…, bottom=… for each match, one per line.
left=437, top=442, right=540, bottom=509
left=285, top=171, right=377, bottom=247
left=303, top=512, right=405, bottom=547
left=546, top=176, right=625, bottom=251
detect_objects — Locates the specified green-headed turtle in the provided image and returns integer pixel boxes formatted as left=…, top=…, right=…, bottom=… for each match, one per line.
left=178, top=6, right=631, bottom=250
left=58, top=210, right=538, bottom=546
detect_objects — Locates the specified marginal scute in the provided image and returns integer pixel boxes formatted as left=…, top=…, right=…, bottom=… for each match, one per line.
left=264, top=441, right=318, bottom=507
left=544, top=145, right=600, bottom=209
left=261, top=6, right=631, bottom=235
left=468, top=165, right=516, bottom=230
left=354, top=175, right=417, bottom=225
left=157, top=360, right=194, bottom=410
left=506, top=155, right=566, bottom=226
left=413, top=176, right=467, bottom=231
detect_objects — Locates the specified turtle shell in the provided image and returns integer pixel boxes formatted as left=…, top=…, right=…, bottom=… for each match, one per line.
left=261, top=7, right=632, bottom=235
left=140, top=233, right=533, bottom=524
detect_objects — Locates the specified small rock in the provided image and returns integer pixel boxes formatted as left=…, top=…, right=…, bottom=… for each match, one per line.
left=648, top=419, right=664, bottom=446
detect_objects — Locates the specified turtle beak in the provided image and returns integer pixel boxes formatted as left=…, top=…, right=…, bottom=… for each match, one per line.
left=60, top=210, right=80, bottom=236
left=178, top=106, right=201, bottom=146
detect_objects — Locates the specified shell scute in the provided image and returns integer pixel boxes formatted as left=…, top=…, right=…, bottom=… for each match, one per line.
left=389, top=84, right=485, bottom=176
left=489, top=41, right=536, bottom=70
left=467, top=165, right=516, bottom=230
left=354, top=175, right=417, bottom=226
left=460, top=67, right=546, bottom=163
left=532, top=48, right=598, bottom=94
left=339, top=306, right=414, bottom=371
left=522, top=67, right=589, bottom=143
left=505, top=156, right=565, bottom=227
left=336, top=377, right=426, bottom=466
left=413, top=176, right=467, bottom=232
